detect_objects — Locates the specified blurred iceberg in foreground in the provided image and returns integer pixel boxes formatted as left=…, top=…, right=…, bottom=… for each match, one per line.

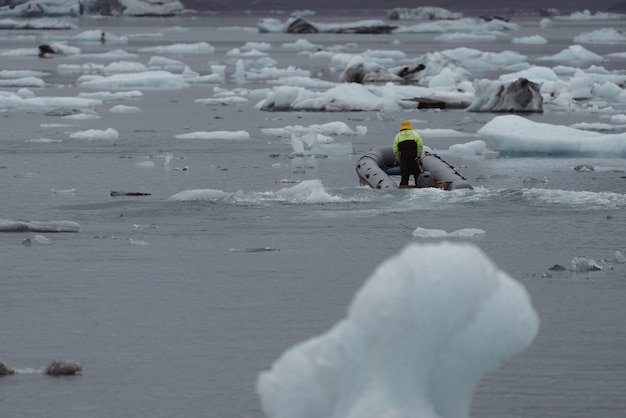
left=257, top=242, right=539, bottom=418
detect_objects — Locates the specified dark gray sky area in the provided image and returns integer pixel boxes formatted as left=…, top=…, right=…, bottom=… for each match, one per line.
left=181, top=0, right=625, bottom=12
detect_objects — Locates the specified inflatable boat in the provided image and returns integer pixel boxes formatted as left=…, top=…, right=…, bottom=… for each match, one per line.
left=356, top=146, right=473, bottom=190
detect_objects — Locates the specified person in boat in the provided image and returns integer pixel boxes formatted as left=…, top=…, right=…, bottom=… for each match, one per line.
left=392, top=120, right=423, bottom=187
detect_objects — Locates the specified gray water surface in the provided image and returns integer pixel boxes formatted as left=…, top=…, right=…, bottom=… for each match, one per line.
left=1, top=12, right=625, bottom=418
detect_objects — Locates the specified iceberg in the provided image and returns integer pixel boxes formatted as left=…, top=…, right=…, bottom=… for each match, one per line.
left=257, top=242, right=538, bottom=418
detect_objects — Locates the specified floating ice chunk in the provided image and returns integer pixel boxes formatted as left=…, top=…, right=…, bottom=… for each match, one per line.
left=257, top=242, right=538, bottom=418
left=512, top=35, right=547, bottom=44
left=133, top=224, right=159, bottom=230
left=147, top=56, right=186, bottom=72
left=0, top=219, right=80, bottom=232
left=103, top=61, right=148, bottom=74
left=175, top=131, right=250, bottom=140
left=611, top=114, right=626, bottom=124
left=412, top=227, right=485, bottom=238
left=412, top=227, right=448, bottom=238
left=70, top=128, right=119, bottom=140
left=428, top=67, right=457, bottom=88
left=574, top=28, right=626, bottom=44
left=33, top=234, right=52, bottom=244
left=139, top=41, right=215, bottom=54
left=555, top=10, right=624, bottom=21
left=594, top=81, right=622, bottom=99
left=27, top=138, right=62, bottom=143
left=129, top=239, right=149, bottom=246
left=0, top=76, right=44, bottom=88
left=77, top=71, right=189, bottom=90
left=571, top=257, right=610, bottom=272
left=448, top=140, right=489, bottom=155
left=539, top=45, right=603, bottom=63
left=478, top=115, right=626, bottom=157
left=109, top=105, right=141, bottom=113
left=281, top=39, right=321, bottom=51
left=539, top=18, right=554, bottom=29
left=168, top=189, right=230, bottom=201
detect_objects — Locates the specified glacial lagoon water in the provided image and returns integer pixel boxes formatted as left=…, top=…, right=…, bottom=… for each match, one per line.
left=1, top=10, right=625, bottom=418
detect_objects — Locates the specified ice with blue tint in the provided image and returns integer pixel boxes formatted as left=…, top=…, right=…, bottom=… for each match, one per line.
left=257, top=242, right=539, bottom=418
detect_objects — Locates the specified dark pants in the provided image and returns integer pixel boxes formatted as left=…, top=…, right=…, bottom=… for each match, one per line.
left=398, top=140, right=421, bottom=186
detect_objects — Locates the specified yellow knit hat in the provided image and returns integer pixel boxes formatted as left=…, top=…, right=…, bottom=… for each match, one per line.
left=400, top=120, right=412, bottom=131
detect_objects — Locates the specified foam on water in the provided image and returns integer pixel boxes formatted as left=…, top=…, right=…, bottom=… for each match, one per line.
left=168, top=180, right=369, bottom=205
left=167, top=181, right=626, bottom=212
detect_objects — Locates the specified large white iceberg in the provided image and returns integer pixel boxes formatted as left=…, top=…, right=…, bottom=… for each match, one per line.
left=478, top=115, right=626, bottom=157
left=257, top=242, right=539, bottom=418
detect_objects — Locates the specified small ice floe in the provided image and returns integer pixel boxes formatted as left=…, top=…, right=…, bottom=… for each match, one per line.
left=109, top=104, right=141, bottom=113
left=175, top=131, right=250, bottom=140
left=228, top=247, right=280, bottom=253
left=512, top=35, right=548, bottom=45
left=128, top=238, right=149, bottom=246
left=290, top=132, right=355, bottom=156
left=21, top=234, right=52, bottom=246
left=26, top=137, right=62, bottom=143
left=571, top=257, right=611, bottom=272
left=43, top=360, right=81, bottom=376
left=522, top=176, right=550, bottom=187
left=69, top=128, right=119, bottom=140
left=412, top=227, right=485, bottom=238
left=133, top=223, right=159, bottom=230
left=447, top=140, right=492, bottom=155
left=0, top=219, right=79, bottom=233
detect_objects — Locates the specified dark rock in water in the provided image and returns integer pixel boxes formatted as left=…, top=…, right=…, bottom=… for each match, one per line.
left=228, top=247, right=280, bottom=253
left=329, top=25, right=396, bottom=34
left=45, top=109, right=82, bottom=117
left=287, top=18, right=319, bottom=34
left=341, top=61, right=426, bottom=84
left=416, top=97, right=470, bottom=110
left=0, top=360, right=15, bottom=376
left=467, top=77, right=543, bottom=113
left=286, top=17, right=396, bottom=35
left=38, top=44, right=58, bottom=58
left=574, top=164, right=594, bottom=172
left=110, top=191, right=152, bottom=196
left=479, top=15, right=510, bottom=22
left=394, top=63, right=426, bottom=79
left=43, top=360, right=81, bottom=376
left=401, top=96, right=471, bottom=110
left=548, top=264, right=567, bottom=271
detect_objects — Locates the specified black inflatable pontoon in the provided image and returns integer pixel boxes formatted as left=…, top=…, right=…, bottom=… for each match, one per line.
left=356, top=146, right=473, bottom=190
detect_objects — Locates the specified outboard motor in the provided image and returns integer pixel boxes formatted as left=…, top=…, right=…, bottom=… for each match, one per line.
left=417, top=171, right=435, bottom=188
